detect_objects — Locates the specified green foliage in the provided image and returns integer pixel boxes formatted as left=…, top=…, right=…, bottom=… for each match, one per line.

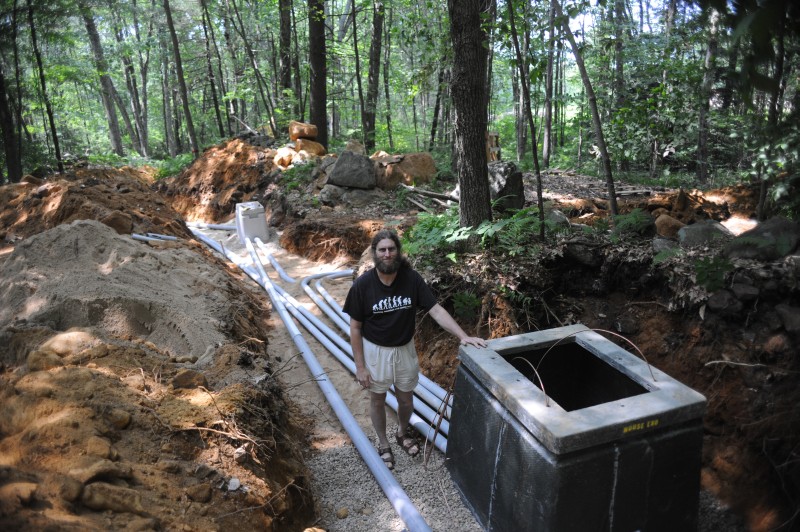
left=403, top=208, right=469, bottom=258
left=612, top=208, right=653, bottom=236
left=653, top=247, right=683, bottom=264
left=694, top=256, right=733, bottom=292
left=499, top=285, right=538, bottom=330
left=745, top=121, right=800, bottom=221
left=475, top=206, right=542, bottom=256
left=281, top=162, right=315, bottom=191
left=452, top=291, right=482, bottom=320
left=155, top=154, right=194, bottom=180
left=87, top=152, right=129, bottom=167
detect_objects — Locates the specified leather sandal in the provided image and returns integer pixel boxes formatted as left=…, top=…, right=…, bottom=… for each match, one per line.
left=378, top=446, right=394, bottom=470
left=395, top=431, right=420, bottom=457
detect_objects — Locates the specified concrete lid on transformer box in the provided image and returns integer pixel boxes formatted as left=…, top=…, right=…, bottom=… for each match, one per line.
left=458, top=324, right=707, bottom=455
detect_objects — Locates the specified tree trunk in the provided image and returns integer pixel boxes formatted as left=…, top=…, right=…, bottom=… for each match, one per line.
left=291, top=1, right=304, bottom=119
left=363, top=1, right=384, bottom=152
left=758, top=12, right=787, bottom=220
left=350, top=5, right=368, bottom=147
left=0, top=67, right=23, bottom=183
left=613, top=0, right=627, bottom=171
left=308, top=0, right=328, bottom=148
left=556, top=1, right=618, bottom=215
left=229, top=0, right=277, bottom=137
left=661, top=0, right=677, bottom=85
left=132, top=0, right=153, bottom=155
left=113, top=26, right=147, bottom=156
left=696, top=9, right=719, bottom=183
left=163, top=0, right=199, bottom=158
left=447, top=0, right=493, bottom=231
left=429, top=67, right=445, bottom=152
left=382, top=5, right=394, bottom=150
left=205, top=0, right=233, bottom=136
left=27, top=0, right=63, bottom=173
left=160, top=30, right=178, bottom=157
left=507, top=0, right=545, bottom=238
left=543, top=0, right=556, bottom=167
left=80, top=5, right=125, bottom=156
left=279, top=0, right=293, bottom=100
left=200, top=0, right=226, bottom=138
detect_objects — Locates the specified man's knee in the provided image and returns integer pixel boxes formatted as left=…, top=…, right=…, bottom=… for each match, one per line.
left=370, top=392, right=387, bottom=406
left=396, top=391, right=413, bottom=409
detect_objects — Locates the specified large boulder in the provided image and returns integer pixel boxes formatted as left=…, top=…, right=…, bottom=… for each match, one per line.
left=655, top=214, right=685, bottom=239
left=295, top=139, right=326, bottom=157
left=488, top=161, right=525, bottom=210
left=374, top=152, right=436, bottom=189
left=288, top=120, right=317, bottom=141
left=724, top=216, right=800, bottom=261
left=678, top=219, right=733, bottom=248
left=327, top=151, right=376, bottom=189
left=450, top=161, right=525, bottom=211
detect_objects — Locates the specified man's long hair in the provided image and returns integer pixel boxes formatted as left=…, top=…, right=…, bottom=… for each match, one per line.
left=370, top=229, right=410, bottom=270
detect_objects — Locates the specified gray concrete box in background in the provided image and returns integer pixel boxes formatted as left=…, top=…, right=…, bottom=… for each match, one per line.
left=446, top=324, right=707, bottom=532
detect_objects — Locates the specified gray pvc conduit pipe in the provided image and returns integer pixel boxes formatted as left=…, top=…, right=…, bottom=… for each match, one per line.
left=300, top=273, right=351, bottom=332
left=131, top=234, right=161, bottom=242
left=242, top=238, right=433, bottom=532
left=254, top=237, right=297, bottom=284
left=190, top=229, right=452, bottom=436
left=186, top=221, right=237, bottom=231
left=314, top=275, right=351, bottom=320
left=146, top=233, right=179, bottom=241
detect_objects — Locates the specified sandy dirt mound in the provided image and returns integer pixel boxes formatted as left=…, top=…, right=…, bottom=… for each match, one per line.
left=0, top=166, right=189, bottom=243
left=0, top=193, right=314, bottom=529
left=155, top=138, right=279, bottom=223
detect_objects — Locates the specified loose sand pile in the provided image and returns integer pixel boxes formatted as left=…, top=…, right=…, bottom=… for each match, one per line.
left=1, top=220, right=230, bottom=361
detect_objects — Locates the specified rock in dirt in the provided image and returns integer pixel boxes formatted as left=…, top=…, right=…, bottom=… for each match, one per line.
left=86, top=436, right=119, bottom=460
left=26, top=349, right=64, bottom=371
left=0, top=482, right=38, bottom=514
left=185, top=482, right=213, bottom=503
left=725, top=216, right=800, bottom=261
left=69, top=459, right=132, bottom=484
left=81, top=482, right=146, bottom=516
left=106, top=407, right=132, bottom=429
left=172, top=368, right=209, bottom=389
left=327, top=151, right=376, bottom=189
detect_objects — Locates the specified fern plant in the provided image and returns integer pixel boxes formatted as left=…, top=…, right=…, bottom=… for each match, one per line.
left=612, top=208, right=654, bottom=237
left=403, top=208, right=470, bottom=259
left=452, top=291, right=482, bottom=320
left=695, top=256, right=733, bottom=291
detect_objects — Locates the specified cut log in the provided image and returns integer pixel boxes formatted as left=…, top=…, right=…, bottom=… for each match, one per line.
left=398, top=183, right=459, bottom=202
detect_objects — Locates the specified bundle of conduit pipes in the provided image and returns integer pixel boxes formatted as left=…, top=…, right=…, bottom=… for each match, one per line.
left=181, top=222, right=459, bottom=532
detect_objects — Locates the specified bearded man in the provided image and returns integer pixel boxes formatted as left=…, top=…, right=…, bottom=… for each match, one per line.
left=343, top=229, right=486, bottom=470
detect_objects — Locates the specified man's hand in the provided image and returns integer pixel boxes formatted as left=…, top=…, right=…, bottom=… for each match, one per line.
left=460, top=336, right=487, bottom=348
left=356, top=366, right=371, bottom=389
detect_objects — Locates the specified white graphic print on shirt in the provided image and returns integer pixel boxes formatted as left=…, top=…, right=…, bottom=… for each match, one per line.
left=372, top=296, right=412, bottom=314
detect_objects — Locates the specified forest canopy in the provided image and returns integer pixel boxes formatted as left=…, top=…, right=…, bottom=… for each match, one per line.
left=0, top=0, right=797, bottom=218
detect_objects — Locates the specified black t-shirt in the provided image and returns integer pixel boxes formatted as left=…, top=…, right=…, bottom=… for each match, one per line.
left=343, top=266, right=437, bottom=347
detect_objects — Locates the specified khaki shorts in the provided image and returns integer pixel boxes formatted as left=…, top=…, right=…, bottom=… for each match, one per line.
left=363, top=337, right=420, bottom=394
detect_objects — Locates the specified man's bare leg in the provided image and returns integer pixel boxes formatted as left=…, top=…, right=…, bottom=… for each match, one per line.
left=370, top=391, right=390, bottom=448
left=394, top=388, right=414, bottom=438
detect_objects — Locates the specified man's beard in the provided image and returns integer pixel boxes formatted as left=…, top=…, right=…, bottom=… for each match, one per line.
left=374, top=255, right=401, bottom=274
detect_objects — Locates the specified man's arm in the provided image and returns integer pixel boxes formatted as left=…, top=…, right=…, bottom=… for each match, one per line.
left=428, top=304, right=487, bottom=348
left=350, top=318, right=371, bottom=387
